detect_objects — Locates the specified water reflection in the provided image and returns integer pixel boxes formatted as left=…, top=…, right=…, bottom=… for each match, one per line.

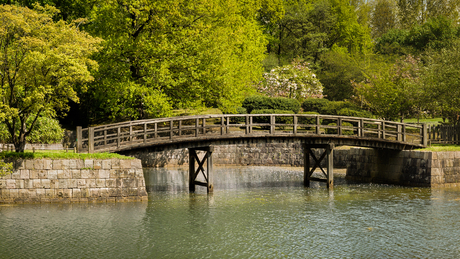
left=1, top=167, right=460, bottom=258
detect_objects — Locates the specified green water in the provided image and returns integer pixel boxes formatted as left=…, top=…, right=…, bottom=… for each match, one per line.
left=0, top=167, right=460, bottom=258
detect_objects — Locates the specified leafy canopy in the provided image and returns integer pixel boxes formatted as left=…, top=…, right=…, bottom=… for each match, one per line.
left=0, top=4, right=101, bottom=152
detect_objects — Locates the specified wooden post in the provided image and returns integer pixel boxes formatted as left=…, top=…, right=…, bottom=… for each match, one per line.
left=293, top=115, right=298, bottom=134
left=88, top=127, right=94, bottom=153
left=358, top=119, right=363, bottom=137
left=397, top=124, right=402, bottom=142
left=304, top=144, right=310, bottom=187
left=189, top=149, right=196, bottom=193
left=76, top=126, right=82, bottom=153
left=188, top=146, right=214, bottom=193
left=170, top=121, right=173, bottom=139
left=129, top=124, right=133, bottom=142
left=245, top=115, right=249, bottom=134
left=195, top=118, right=199, bottom=137
left=338, top=118, right=342, bottom=135
left=221, top=116, right=224, bottom=135
left=422, top=123, right=428, bottom=147
left=143, top=123, right=147, bottom=143
left=178, top=120, right=182, bottom=136
left=270, top=115, right=275, bottom=134
left=304, top=143, right=334, bottom=189
left=117, top=127, right=121, bottom=148
left=316, top=116, right=320, bottom=134
left=249, top=116, right=253, bottom=134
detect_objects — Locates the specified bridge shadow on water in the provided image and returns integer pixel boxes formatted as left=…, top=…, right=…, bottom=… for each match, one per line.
left=143, top=166, right=350, bottom=193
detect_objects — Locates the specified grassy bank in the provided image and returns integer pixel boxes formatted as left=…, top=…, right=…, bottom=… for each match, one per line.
left=0, top=151, right=133, bottom=160
left=417, top=144, right=460, bottom=152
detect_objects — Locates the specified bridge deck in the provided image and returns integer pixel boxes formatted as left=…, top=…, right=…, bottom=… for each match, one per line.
left=76, top=114, right=428, bottom=153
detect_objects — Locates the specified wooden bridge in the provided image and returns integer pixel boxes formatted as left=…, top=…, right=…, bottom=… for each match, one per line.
left=76, top=114, right=428, bottom=191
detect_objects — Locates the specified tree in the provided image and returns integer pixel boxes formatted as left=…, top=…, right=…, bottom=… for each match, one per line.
left=352, top=55, right=422, bottom=121
left=370, top=0, right=396, bottom=38
left=0, top=4, right=101, bottom=152
left=79, top=0, right=267, bottom=124
left=423, top=40, right=460, bottom=124
left=257, top=59, right=323, bottom=102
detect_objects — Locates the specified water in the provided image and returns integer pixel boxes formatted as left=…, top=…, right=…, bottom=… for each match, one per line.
left=1, top=167, right=460, bottom=258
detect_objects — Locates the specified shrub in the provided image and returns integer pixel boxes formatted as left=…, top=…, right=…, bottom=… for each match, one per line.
left=325, top=122, right=354, bottom=135
left=250, top=109, right=294, bottom=124
left=242, top=96, right=300, bottom=114
left=0, top=116, right=64, bottom=144
left=336, top=108, right=373, bottom=118
left=301, top=98, right=331, bottom=113
left=297, top=112, right=321, bottom=126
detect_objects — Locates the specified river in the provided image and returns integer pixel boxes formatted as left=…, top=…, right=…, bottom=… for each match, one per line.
left=0, top=166, right=459, bottom=258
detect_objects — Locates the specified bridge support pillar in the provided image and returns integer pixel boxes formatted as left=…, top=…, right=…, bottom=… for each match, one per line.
left=189, top=146, right=214, bottom=193
left=304, top=143, right=334, bottom=188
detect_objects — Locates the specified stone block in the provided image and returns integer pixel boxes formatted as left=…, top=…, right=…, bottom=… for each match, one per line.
left=123, top=178, right=137, bottom=188
left=15, top=180, right=24, bottom=189
left=45, top=189, right=55, bottom=198
left=34, top=160, right=44, bottom=170
left=128, top=188, right=139, bottom=196
left=43, top=159, right=52, bottom=170
left=9, top=189, right=18, bottom=199
left=98, top=170, right=110, bottom=179
left=131, top=160, right=142, bottom=169
left=6, top=179, right=16, bottom=189
left=25, top=160, right=34, bottom=169
left=50, top=179, right=59, bottom=189
left=67, top=179, right=77, bottom=188
left=108, top=188, right=119, bottom=197
left=36, top=189, right=46, bottom=198
left=138, top=179, right=145, bottom=187
left=111, top=159, right=120, bottom=169
left=61, top=160, right=70, bottom=169
left=80, top=188, right=89, bottom=198
left=57, top=170, right=71, bottom=179
left=77, top=179, right=87, bottom=188
left=69, top=160, right=78, bottom=169
left=87, top=179, right=97, bottom=188
left=57, top=179, right=67, bottom=189
left=102, top=160, right=111, bottom=170
left=14, top=160, right=25, bottom=170
left=41, top=179, right=51, bottom=189
left=89, top=188, right=100, bottom=198
left=96, top=179, right=106, bottom=188
left=72, top=188, right=81, bottom=198
left=28, top=189, right=37, bottom=198
left=84, top=159, right=94, bottom=169
left=94, top=160, right=102, bottom=170
left=10, top=170, right=20, bottom=179
left=48, top=170, right=58, bottom=180
left=53, top=160, right=63, bottom=170
left=38, top=170, right=48, bottom=179
left=71, top=170, right=81, bottom=179
left=29, top=170, right=39, bottom=179
left=81, top=169, right=90, bottom=179
left=32, top=179, right=41, bottom=188
left=120, top=160, right=131, bottom=169
left=121, top=188, right=129, bottom=197
left=106, top=179, right=116, bottom=188
left=18, top=189, right=29, bottom=199
left=88, top=170, right=98, bottom=179
left=0, top=180, right=7, bottom=189
left=99, top=188, right=109, bottom=198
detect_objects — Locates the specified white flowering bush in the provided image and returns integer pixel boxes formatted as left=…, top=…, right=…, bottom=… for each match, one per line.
left=258, top=59, right=323, bottom=101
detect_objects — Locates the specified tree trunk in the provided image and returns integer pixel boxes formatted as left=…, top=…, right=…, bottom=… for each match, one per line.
left=13, top=133, right=27, bottom=153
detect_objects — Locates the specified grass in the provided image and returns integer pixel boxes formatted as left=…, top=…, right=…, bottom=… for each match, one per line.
left=0, top=150, right=133, bottom=160
left=416, top=144, right=460, bottom=152
left=404, top=117, right=444, bottom=125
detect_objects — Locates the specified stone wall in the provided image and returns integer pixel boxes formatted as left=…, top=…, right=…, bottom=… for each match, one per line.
left=345, top=148, right=460, bottom=187
left=0, top=158, right=148, bottom=204
left=127, top=142, right=350, bottom=168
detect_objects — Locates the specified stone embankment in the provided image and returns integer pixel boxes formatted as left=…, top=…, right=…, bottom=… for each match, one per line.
left=125, top=142, right=460, bottom=187
left=0, top=158, right=148, bottom=204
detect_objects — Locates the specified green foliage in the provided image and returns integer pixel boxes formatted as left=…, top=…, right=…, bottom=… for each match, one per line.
left=0, top=151, right=133, bottom=160
left=0, top=4, right=101, bottom=152
left=242, top=96, right=301, bottom=114
left=325, top=122, right=354, bottom=135
left=302, top=98, right=332, bottom=113
left=0, top=161, right=13, bottom=176
left=83, top=0, right=266, bottom=123
left=0, top=117, right=64, bottom=144
left=250, top=109, right=294, bottom=124
left=318, top=51, right=365, bottom=100
left=301, top=98, right=371, bottom=117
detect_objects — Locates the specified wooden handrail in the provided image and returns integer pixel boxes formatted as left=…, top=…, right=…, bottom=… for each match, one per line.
left=76, top=114, right=427, bottom=153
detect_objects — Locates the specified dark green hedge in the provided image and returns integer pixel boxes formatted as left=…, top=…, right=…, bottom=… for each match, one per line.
left=242, top=96, right=300, bottom=114
left=250, top=109, right=294, bottom=124
left=302, top=98, right=372, bottom=118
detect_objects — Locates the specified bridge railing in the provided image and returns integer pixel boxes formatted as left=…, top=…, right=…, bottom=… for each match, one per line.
left=76, top=114, right=428, bottom=153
